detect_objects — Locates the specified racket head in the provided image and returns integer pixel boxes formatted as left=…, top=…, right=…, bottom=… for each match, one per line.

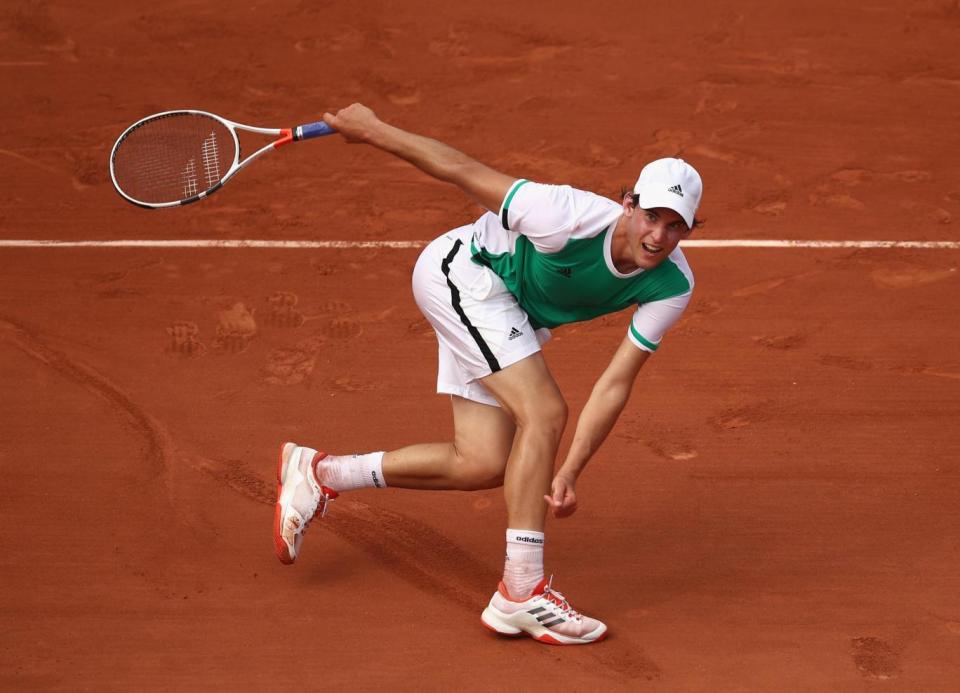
left=110, top=110, right=240, bottom=208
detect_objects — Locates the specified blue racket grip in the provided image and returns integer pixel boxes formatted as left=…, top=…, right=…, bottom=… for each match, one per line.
left=293, top=121, right=336, bottom=141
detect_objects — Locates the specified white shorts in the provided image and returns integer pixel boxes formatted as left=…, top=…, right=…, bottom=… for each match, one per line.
left=412, top=225, right=550, bottom=406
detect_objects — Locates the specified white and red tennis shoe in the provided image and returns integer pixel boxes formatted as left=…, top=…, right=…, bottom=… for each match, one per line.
left=481, top=576, right=607, bottom=645
left=274, top=442, right=338, bottom=564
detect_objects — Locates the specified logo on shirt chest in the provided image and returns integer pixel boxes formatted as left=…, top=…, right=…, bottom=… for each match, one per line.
left=556, top=267, right=572, bottom=278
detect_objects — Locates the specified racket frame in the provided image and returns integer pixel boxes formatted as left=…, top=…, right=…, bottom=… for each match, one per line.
left=109, top=109, right=329, bottom=208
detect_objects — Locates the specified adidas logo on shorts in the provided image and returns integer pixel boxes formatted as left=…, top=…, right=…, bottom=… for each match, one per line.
left=508, top=327, right=523, bottom=340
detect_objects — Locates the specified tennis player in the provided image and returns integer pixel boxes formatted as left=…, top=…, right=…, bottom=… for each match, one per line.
left=274, top=103, right=703, bottom=645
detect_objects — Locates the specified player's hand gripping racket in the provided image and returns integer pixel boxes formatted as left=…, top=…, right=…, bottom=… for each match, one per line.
left=109, top=110, right=336, bottom=208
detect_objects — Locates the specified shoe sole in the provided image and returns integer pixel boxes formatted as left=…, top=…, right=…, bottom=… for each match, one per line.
left=480, top=606, right=608, bottom=645
left=273, top=442, right=298, bottom=565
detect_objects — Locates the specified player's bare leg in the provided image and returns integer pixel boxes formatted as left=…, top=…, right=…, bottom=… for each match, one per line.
left=334, top=354, right=561, bottom=525
left=479, top=354, right=565, bottom=532
left=379, top=395, right=515, bottom=490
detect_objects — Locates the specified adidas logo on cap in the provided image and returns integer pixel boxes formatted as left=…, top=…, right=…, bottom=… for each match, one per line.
left=667, top=184, right=683, bottom=197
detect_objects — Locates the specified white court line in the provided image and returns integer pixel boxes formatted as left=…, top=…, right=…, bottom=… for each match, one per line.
left=0, top=239, right=958, bottom=249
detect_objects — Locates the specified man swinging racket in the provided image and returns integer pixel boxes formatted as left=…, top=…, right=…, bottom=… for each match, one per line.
left=274, top=103, right=703, bottom=645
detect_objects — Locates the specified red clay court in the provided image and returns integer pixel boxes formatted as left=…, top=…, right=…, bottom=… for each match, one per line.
left=2, top=0, right=959, bottom=690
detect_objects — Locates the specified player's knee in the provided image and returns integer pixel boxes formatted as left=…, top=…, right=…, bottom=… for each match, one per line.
left=452, top=448, right=506, bottom=490
left=465, top=466, right=505, bottom=490
left=515, top=393, right=567, bottom=441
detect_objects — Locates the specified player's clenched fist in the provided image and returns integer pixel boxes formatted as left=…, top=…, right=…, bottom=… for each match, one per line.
left=544, top=472, right=578, bottom=519
left=323, top=103, right=382, bottom=144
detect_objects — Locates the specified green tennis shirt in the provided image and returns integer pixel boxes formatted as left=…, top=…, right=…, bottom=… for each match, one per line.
left=468, top=179, right=694, bottom=351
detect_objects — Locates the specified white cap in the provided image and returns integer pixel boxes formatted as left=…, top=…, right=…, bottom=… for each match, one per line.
left=633, top=157, right=703, bottom=229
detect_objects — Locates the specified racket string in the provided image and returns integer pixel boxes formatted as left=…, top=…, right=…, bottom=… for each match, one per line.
left=200, top=131, right=221, bottom=189
left=112, top=113, right=235, bottom=205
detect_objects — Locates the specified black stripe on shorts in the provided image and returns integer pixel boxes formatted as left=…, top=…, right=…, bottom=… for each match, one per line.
left=441, top=239, right=501, bottom=373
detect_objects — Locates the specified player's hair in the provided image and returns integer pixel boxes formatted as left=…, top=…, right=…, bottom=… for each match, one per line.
left=619, top=187, right=705, bottom=229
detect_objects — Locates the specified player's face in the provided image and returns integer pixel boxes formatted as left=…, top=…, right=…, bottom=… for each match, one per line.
left=623, top=203, right=691, bottom=270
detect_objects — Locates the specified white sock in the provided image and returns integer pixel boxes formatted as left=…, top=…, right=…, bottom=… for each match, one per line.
left=316, top=452, right=386, bottom=492
left=502, top=529, right=545, bottom=600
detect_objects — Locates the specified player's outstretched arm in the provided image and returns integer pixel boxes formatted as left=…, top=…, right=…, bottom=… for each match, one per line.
left=545, top=336, right=651, bottom=518
left=323, top=103, right=514, bottom=214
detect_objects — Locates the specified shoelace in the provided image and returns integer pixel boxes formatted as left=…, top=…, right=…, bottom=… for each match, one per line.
left=542, top=576, right=583, bottom=621
left=317, top=489, right=336, bottom=518
left=310, top=455, right=337, bottom=520
left=297, top=490, right=334, bottom=539
left=299, top=486, right=336, bottom=533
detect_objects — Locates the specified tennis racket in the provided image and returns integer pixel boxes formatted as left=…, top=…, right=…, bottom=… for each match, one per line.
left=109, top=110, right=336, bottom=208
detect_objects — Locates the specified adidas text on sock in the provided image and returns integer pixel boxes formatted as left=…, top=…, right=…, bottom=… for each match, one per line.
left=503, top=528, right=545, bottom=599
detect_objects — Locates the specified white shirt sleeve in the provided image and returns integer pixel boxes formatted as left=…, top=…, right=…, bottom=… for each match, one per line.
left=498, top=180, right=620, bottom=254
left=627, top=291, right=692, bottom=352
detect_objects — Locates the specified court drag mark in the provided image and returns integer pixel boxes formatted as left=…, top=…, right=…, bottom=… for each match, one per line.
left=0, top=315, right=167, bottom=479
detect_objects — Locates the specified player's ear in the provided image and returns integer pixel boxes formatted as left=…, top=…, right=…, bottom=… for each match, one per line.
left=622, top=192, right=637, bottom=214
